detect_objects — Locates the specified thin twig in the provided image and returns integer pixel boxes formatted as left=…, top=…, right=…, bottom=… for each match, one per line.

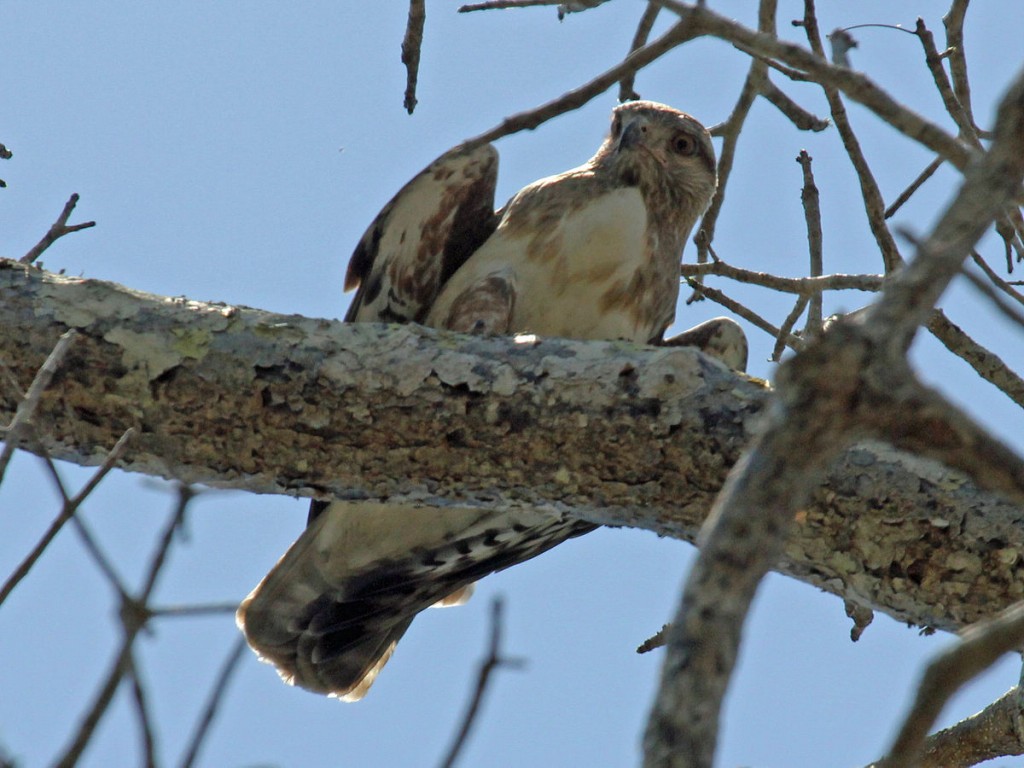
left=771, top=295, right=809, bottom=362
left=680, top=260, right=883, bottom=294
left=71, top=514, right=131, bottom=599
left=54, top=637, right=138, bottom=768
left=651, top=0, right=974, bottom=170
left=0, top=361, right=23, bottom=401
left=942, top=0, right=983, bottom=137
left=885, top=158, right=944, bottom=219
left=19, top=194, right=96, bottom=265
left=619, top=3, right=661, bottom=101
left=53, top=487, right=191, bottom=768
left=637, top=623, right=671, bottom=654
left=40, top=450, right=132, bottom=598
left=437, top=598, right=525, bottom=768
left=960, top=266, right=1024, bottom=330
left=759, top=79, right=829, bottom=132
left=998, top=207, right=1024, bottom=270
left=459, top=0, right=564, bottom=11
left=927, top=310, right=1024, bottom=410
left=0, top=329, right=76, bottom=485
left=971, top=251, right=1024, bottom=306
left=913, top=18, right=981, bottom=147
left=462, top=16, right=701, bottom=149
left=401, top=0, right=426, bottom=114
left=799, top=0, right=903, bottom=273
left=694, top=0, right=777, bottom=263
left=876, top=602, right=1024, bottom=768
left=127, top=652, right=159, bottom=768
left=685, top=279, right=801, bottom=351
left=995, top=216, right=1022, bottom=273
left=37, top=451, right=71, bottom=500
left=0, top=430, right=133, bottom=609
left=796, top=150, right=823, bottom=333
left=178, top=635, right=248, bottom=768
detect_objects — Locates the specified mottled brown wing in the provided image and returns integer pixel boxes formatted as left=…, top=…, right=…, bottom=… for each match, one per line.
left=344, top=143, right=500, bottom=324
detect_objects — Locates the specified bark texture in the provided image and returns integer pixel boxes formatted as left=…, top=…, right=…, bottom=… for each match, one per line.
left=2, top=258, right=1022, bottom=634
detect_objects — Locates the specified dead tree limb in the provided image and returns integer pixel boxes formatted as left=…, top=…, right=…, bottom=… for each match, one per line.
left=2, top=259, right=1023, bottom=641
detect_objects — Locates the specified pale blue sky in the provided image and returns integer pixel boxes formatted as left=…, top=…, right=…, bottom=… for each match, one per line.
left=2, top=2, right=1023, bottom=767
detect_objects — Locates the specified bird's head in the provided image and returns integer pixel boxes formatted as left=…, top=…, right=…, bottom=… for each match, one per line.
left=594, top=100, right=717, bottom=217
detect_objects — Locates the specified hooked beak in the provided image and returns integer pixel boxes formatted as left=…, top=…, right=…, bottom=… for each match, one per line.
left=617, top=119, right=643, bottom=152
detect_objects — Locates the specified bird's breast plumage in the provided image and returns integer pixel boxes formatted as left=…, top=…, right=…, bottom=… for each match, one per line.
left=427, top=176, right=677, bottom=342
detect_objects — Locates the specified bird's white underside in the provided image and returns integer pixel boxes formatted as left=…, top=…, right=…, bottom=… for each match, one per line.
left=428, top=185, right=653, bottom=341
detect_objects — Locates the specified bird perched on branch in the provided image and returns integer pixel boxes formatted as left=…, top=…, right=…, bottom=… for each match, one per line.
left=238, top=100, right=744, bottom=700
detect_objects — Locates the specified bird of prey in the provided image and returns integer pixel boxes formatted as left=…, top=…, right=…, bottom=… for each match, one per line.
left=238, top=100, right=742, bottom=700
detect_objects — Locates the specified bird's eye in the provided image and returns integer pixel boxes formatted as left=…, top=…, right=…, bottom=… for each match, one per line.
left=611, top=115, right=622, bottom=137
left=672, top=134, right=696, bottom=155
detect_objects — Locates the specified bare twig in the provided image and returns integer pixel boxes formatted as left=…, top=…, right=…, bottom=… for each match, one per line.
left=758, top=79, right=829, bottom=132
left=961, top=266, right=1024, bottom=330
left=680, top=260, right=883, bottom=294
left=438, top=598, right=525, bottom=768
left=19, top=194, right=95, bottom=265
left=694, top=0, right=777, bottom=263
left=914, top=18, right=981, bottom=147
left=0, top=430, right=133, bottom=609
left=178, top=635, right=247, bottom=768
left=927, top=310, right=1024, bottom=411
left=637, top=623, right=671, bottom=654
left=74, top=516, right=132, bottom=597
left=0, top=361, right=22, bottom=402
left=619, top=3, right=661, bottom=101
left=0, top=329, right=76, bottom=485
left=799, top=1, right=903, bottom=273
left=463, top=16, right=701, bottom=149
left=876, top=602, right=1024, bottom=768
left=38, top=443, right=135, bottom=600
left=53, top=486, right=191, bottom=768
left=401, top=0, right=426, bottom=114
left=971, top=251, right=1024, bottom=306
left=871, top=66, right=1024, bottom=344
left=1001, top=207, right=1024, bottom=268
left=796, top=150, right=823, bottom=333
left=54, top=632, right=137, bottom=768
left=942, top=0, right=984, bottom=137
left=459, top=0, right=564, bottom=11
left=554, top=0, right=611, bottom=19
left=885, top=158, right=944, bottom=219
left=127, top=652, right=159, bottom=768
left=652, top=0, right=975, bottom=170
left=771, top=295, right=808, bottom=362
left=685, top=279, right=799, bottom=350
left=996, top=215, right=1024, bottom=272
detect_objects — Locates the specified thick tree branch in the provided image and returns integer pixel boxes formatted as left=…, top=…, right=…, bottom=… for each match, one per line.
left=2, top=260, right=1024, bottom=642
